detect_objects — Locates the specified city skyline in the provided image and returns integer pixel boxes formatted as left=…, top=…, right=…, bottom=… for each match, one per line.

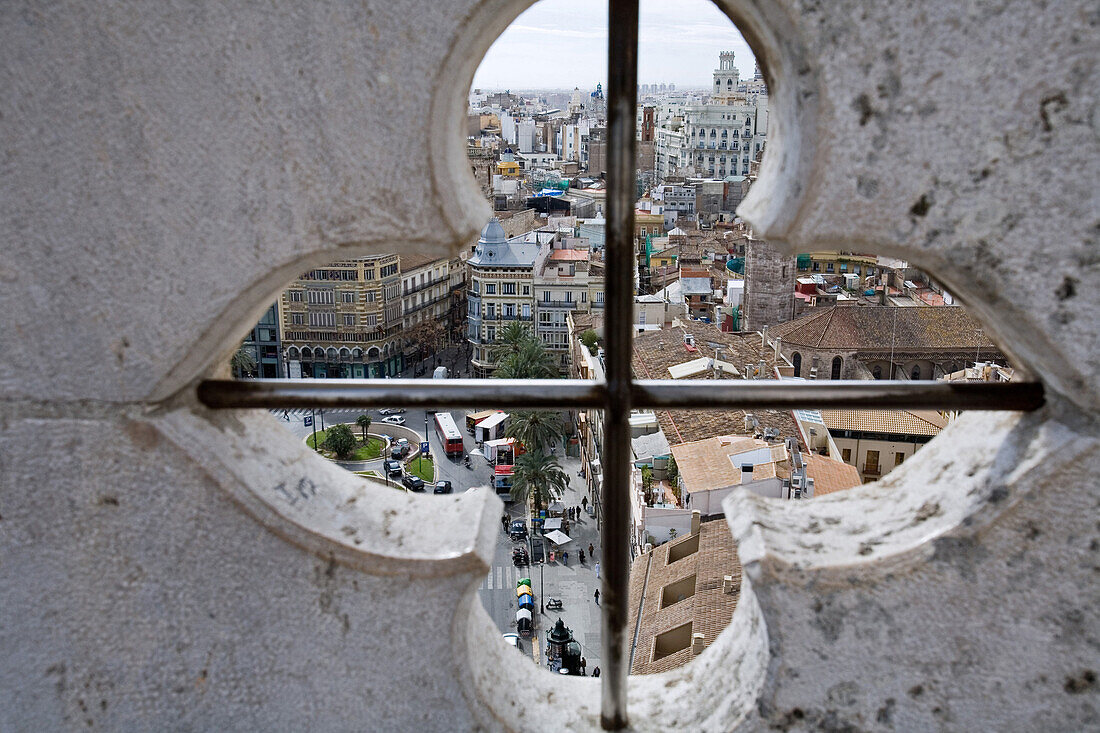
left=472, top=0, right=757, bottom=91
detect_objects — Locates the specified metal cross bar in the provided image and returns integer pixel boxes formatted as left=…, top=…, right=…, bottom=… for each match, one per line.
left=197, top=378, right=1044, bottom=413
left=602, top=0, right=637, bottom=727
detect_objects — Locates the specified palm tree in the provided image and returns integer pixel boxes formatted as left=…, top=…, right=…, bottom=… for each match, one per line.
left=231, top=340, right=257, bottom=378
left=494, top=339, right=556, bottom=379
left=490, top=321, right=533, bottom=364
left=509, top=450, right=569, bottom=518
left=505, top=410, right=564, bottom=454
left=356, top=414, right=372, bottom=442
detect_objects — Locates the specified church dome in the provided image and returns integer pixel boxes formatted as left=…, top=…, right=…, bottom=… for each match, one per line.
left=479, top=218, right=506, bottom=245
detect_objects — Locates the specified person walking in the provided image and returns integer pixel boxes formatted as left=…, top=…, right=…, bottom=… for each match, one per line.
left=501, top=514, right=508, bottom=532
left=581, top=495, right=588, bottom=511
left=594, top=588, right=600, bottom=605
left=595, top=561, right=600, bottom=579
left=579, top=549, right=585, bottom=564
left=592, top=666, right=601, bottom=678
left=588, top=543, right=594, bottom=559
left=580, top=656, right=587, bottom=675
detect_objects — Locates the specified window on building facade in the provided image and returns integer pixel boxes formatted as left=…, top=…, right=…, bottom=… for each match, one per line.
left=502, top=282, right=516, bottom=295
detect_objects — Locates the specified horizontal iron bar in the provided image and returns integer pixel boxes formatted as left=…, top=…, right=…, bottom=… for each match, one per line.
left=197, top=378, right=1044, bottom=412
left=633, top=379, right=1045, bottom=411
left=197, top=378, right=607, bottom=410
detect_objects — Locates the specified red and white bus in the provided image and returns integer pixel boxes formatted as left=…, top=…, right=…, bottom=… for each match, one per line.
left=434, top=412, right=464, bottom=457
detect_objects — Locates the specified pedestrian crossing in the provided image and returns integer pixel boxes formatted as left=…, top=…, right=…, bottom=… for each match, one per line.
left=480, top=563, right=528, bottom=591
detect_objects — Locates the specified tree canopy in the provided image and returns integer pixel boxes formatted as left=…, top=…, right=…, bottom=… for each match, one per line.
left=323, top=423, right=358, bottom=459
left=505, top=410, right=564, bottom=454
left=510, top=449, right=569, bottom=514
left=355, top=414, right=372, bottom=441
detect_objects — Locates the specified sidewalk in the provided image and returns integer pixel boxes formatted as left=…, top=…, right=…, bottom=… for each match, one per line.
left=534, top=448, right=603, bottom=675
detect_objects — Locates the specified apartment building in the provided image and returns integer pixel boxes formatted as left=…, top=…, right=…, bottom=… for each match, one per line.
left=533, top=238, right=605, bottom=373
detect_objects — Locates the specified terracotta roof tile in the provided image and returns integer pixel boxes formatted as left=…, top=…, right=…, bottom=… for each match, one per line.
left=770, top=305, right=998, bottom=351
left=804, top=454, right=863, bottom=496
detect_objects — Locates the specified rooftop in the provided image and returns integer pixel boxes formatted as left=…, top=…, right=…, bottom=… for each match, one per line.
left=803, top=454, right=864, bottom=496
left=631, top=321, right=799, bottom=444
left=769, top=305, right=999, bottom=352
left=819, top=408, right=949, bottom=437
left=670, top=436, right=788, bottom=493
left=549, top=249, right=589, bottom=262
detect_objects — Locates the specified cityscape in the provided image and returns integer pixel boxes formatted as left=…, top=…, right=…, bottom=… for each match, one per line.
left=233, top=43, right=1013, bottom=677
left=4, top=0, right=1092, bottom=730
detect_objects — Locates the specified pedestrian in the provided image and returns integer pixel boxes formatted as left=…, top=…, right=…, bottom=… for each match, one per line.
left=594, top=588, right=600, bottom=605
left=582, top=495, right=588, bottom=510
left=501, top=514, right=508, bottom=531
left=589, top=543, right=594, bottom=558
left=575, top=505, right=581, bottom=521
left=579, top=549, right=585, bottom=564
left=592, top=666, right=601, bottom=678
left=595, top=561, right=600, bottom=579
left=580, top=656, right=587, bottom=675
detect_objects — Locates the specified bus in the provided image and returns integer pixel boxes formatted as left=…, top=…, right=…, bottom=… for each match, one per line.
left=434, top=412, right=464, bottom=457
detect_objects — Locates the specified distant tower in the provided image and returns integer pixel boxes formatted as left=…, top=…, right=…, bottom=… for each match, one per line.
left=743, top=235, right=796, bottom=332
left=713, top=51, right=741, bottom=101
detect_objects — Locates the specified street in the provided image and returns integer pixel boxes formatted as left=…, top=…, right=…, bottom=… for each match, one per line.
left=272, top=406, right=603, bottom=673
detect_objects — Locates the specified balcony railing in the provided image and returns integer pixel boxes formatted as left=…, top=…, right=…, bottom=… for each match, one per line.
left=862, top=463, right=882, bottom=476
left=538, top=300, right=578, bottom=309
left=402, top=276, right=447, bottom=296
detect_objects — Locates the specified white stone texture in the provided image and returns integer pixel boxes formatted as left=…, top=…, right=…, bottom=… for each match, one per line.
left=1, top=0, right=1098, bottom=730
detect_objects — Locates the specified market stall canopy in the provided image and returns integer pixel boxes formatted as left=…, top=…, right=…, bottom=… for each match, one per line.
left=547, top=501, right=566, bottom=514
left=543, top=518, right=563, bottom=531
left=544, top=530, right=573, bottom=546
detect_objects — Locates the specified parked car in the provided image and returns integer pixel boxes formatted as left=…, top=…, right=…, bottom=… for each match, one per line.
left=378, top=408, right=406, bottom=415
left=509, top=519, right=527, bottom=541
left=402, top=475, right=425, bottom=491
left=380, top=415, right=406, bottom=425
left=384, top=459, right=403, bottom=477
left=433, top=480, right=453, bottom=494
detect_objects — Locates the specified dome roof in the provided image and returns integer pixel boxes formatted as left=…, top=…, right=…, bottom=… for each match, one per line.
left=479, top=218, right=507, bottom=245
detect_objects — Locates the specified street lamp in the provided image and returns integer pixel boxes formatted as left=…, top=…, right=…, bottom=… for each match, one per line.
left=539, top=557, right=545, bottom=615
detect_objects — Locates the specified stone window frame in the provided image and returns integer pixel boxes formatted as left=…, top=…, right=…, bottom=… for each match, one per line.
left=181, top=1, right=1052, bottom=729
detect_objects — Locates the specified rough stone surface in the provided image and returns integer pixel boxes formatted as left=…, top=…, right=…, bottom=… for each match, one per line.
left=1, top=1, right=1098, bottom=731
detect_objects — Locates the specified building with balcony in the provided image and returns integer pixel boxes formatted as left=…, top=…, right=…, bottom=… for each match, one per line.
left=533, top=240, right=605, bottom=373
left=466, top=218, right=542, bottom=377
left=279, top=255, right=404, bottom=378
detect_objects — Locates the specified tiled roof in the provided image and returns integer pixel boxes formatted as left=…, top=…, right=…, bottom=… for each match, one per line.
left=549, top=249, right=589, bottom=261
left=804, top=454, right=863, bottom=496
left=819, top=408, right=948, bottom=437
left=769, top=305, right=998, bottom=351
left=631, top=322, right=800, bottom=445
left=627, top=520, right=741, bottom=675
left=670, top=436, right=786, bottom=492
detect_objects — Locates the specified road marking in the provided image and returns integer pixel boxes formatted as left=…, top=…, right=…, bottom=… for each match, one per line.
left=495, top=565, right=503, bottom=589
left=485, top=568, right=493, bottom=590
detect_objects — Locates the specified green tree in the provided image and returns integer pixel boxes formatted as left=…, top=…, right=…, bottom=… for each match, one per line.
left=580, top=329, right=599, bottom=355
left=494, top=339, right=556, bottom=379
left=641, top=465, right=655, bottom=506
left=505, top=410, right=564, bottom=454
left=356, top=414, right=372, bottom=442
left=666, top=455, right=679, bottom=487
left=510, top=450, right=569, bottom=517
left=323, top=423, right=357, bottom=459
left=490, top=321, right=533, bottom=364
left=231, top=340, right=257, bottom=378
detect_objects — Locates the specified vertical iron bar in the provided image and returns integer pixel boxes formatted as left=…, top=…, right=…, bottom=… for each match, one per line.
left=603, top=0, right=637, bottom=728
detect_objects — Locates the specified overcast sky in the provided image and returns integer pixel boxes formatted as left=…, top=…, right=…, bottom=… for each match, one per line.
left=472, top=0, right=756, bottom=91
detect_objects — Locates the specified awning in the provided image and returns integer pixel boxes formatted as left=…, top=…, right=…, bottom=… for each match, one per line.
left=547, top=501, right=565, bottom=514
left=544, top=530, right=573, bottom=546
left=543, top=518, right=563, bottom=531
left=476, top=412, right=509, bottom=431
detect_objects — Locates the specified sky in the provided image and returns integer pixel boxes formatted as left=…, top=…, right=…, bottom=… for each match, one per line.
left=471, top=0, right=756, bottom=91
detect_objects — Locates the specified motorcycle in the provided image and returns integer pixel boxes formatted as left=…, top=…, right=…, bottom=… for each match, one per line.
left=512, top=547, right=529, bottom=567
left=463, top=456, right=472, bottom=469
left=545, top=597, right=563, bottom=610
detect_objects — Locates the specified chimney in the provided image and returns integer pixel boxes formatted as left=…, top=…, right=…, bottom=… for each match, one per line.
left=723, top=575, right=735, bottom=594
left=690, top=510, right=701, bottom=536
left=741, top=463, right=754, bottom=484
left=691, top=633, right=706, bottom=655
left=761, top=325, right=769, bottom=348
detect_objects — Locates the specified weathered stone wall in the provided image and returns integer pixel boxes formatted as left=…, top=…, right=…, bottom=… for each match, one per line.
left=2, top=1, right=1097, bottom=731
left=743, top=238, right=796, bottom=332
